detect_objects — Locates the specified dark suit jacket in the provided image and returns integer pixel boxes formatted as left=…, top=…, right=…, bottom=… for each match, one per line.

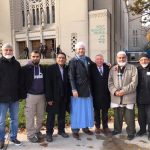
left=45, top=64, right=71, bottom=113
left=68, top=56, right=93, bottom=97
left=90, top=63, right=110, bottom=109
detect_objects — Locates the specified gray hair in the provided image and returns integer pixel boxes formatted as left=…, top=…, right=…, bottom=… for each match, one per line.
left=2, top=43, right=13, bottom=51
left=95, top=54, right=104, bottom=58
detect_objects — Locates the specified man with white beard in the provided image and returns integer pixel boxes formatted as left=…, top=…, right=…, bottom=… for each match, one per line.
left=136, top=54, right=150, bottom=140
left=0, top=43, right=22, bottom=149
left=108, top=51, right=138, bottom=140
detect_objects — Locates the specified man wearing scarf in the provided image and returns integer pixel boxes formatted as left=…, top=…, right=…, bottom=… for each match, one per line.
left=108, top=51, right=138, bottom=140
left=21, top=50, right=46, bottom=143
left=68, top=42, right=94, bottom=139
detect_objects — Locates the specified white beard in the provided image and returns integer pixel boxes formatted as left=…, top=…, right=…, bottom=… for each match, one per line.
left=4, top=55, right=13, bottom=59
left=141, top=64, right=148, bottom=68
left=118, top=62, right=127, bottom=67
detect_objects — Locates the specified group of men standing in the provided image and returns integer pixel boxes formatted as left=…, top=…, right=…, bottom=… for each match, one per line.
left=0, top=41, right=150, bottom=149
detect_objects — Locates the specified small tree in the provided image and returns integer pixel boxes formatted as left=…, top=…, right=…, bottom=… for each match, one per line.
left=127, top=0, right=150, bottom=24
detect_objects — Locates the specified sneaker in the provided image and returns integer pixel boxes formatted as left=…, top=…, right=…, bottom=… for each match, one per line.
left=11, top=139, right=22, bottom=146
left=35, top=132, right=44, bottom=139
left=28, top=136, right=38, bottom=143
left=0, top=141, right=4, bottom=149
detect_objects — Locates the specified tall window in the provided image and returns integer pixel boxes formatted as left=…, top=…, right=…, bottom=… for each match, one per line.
left=33, top=9, right=36, bottom=25
left=22, top=0, right=55, bottom=27
left=52, top=5, right=55, bottom=23
left=133, top=30, right=138, bottom=47
left=37, top=8, right=39, bottom=25
left=46, top=7, right=50, bottom=24
left=22, top=11, right=25, bottom=26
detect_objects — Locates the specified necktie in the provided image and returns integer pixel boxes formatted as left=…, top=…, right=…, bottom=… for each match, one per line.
left=99, top=67, right=103, bottom=76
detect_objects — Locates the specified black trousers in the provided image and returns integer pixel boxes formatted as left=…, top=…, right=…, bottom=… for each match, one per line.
left=138, top=104, right=150, bottom=133
left=114, top=107, right=136, bottom=135
left=46, top=100, right=66, bottom=135
left=94, top=108, right=109, bottom=129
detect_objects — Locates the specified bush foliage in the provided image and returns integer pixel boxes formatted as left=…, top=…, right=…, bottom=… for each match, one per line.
left=5, top=101, right=138, bottom=128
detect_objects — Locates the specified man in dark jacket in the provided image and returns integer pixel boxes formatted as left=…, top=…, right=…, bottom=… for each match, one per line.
left=0, top=43, right=21, bottom=149
left=45, top=52, right=70, bottom=142
left=90, top=54, right=111, bottom=135
left=136, top=53, right=150, bottom=140
left=21, top=50, right=46, bottom=143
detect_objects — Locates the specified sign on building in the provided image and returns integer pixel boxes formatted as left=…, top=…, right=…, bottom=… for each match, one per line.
left=89, top=9, right=110, bottom=62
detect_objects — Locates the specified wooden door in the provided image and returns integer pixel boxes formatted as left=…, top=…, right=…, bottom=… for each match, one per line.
left=45, top=39, right=56, bottom=58
left=18, top=41, right=26, bottom=59
left=32, top=40, right=40, bottom=51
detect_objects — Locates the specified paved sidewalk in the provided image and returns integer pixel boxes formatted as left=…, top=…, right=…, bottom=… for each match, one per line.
left=4, top=122, right=150, bottom=150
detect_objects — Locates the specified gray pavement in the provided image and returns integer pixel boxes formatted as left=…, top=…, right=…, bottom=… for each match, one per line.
left=4, top=122, right=150, bottom=150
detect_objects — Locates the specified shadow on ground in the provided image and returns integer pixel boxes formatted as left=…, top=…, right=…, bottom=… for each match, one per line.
left=102, top=135, right=149, bottom=150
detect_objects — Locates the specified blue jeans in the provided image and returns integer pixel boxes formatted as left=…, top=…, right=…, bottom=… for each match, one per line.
left=0, top=101, right=19, bottom=141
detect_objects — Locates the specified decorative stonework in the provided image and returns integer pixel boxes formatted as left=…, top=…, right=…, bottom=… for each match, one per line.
left=71, top=33, right=77, bottom=52
left=28, top=0, right=42, bottom=3
left=51, top=0, right=55, bottom=6
left=89, top=12, right=108, bottom=18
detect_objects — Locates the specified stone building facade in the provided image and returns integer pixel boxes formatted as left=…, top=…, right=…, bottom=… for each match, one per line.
left=0, top=0, right=130, bottom=63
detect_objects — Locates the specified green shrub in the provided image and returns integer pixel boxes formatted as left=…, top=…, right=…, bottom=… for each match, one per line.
left=5, top=101, right=138, bottom=128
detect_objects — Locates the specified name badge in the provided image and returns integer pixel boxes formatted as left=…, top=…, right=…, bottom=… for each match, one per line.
left=147, top=72, right=150, bottom=76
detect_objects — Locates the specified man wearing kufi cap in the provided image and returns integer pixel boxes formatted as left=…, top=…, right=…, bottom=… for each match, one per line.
left=68, top=41, right=94, bottom=139
left=108, top=51, right=138, bottom=140
left=136, top=53, right=150, bottom=140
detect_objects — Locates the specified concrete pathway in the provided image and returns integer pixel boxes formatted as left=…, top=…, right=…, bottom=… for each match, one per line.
left=4, top=122, right=150, bottom=150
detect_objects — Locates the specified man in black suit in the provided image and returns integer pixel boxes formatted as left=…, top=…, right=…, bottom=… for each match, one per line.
left=90, top=54, right=111, bottom=135
left=45, top=52, right=70, bottom=142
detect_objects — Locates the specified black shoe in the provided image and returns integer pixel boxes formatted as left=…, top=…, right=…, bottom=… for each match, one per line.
left=127, top=135, right=134, bottom=140
left=72, top=133, right=79, bottom=139
left=112, top=131, right=121, bottom=135
left=11, top=139, right=22, bottom=146
left=82, top=129, right=93, bottom=135
left=0, top=141, right=4, bottom=149
left=28, top=136, right=38, bottom=143
left=58, top=132, right=69, bottom=138
left=148, top=133, right=150, bottom=141
left=46, top=135, right=53, bottom=142
left=136, top=130, right=146, bottom=137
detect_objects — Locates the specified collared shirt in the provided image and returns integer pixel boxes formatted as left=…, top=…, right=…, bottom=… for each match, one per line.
left=97, top=65, right=103, bottom=75
left=59, top=65, right=64, bottom=80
